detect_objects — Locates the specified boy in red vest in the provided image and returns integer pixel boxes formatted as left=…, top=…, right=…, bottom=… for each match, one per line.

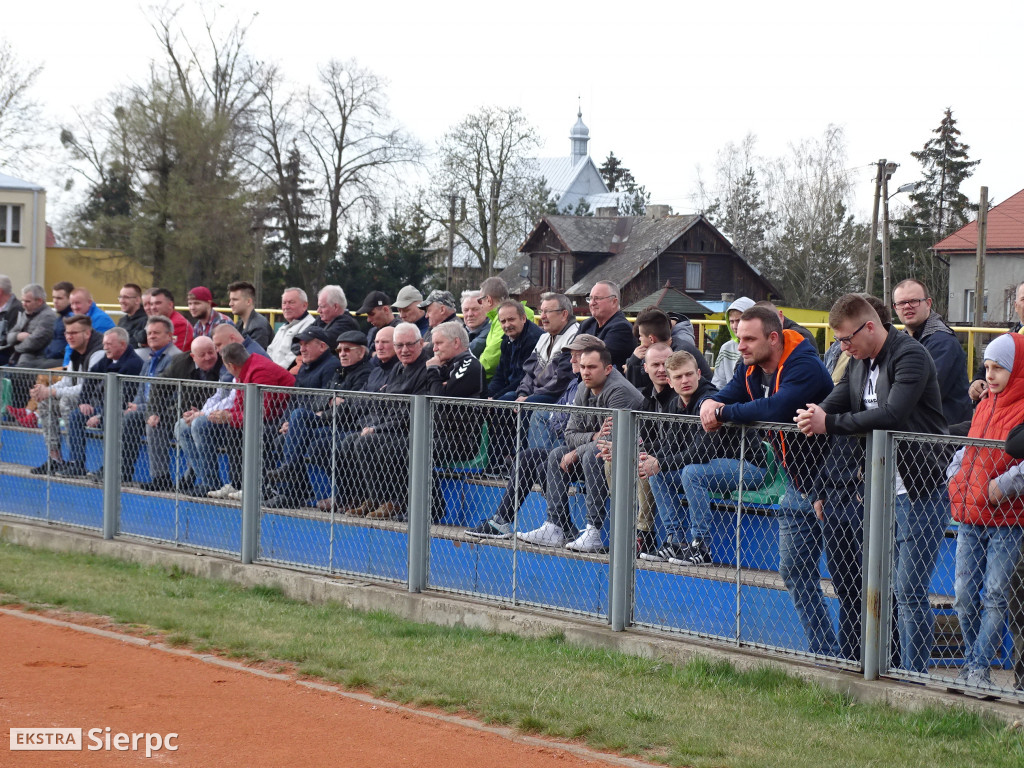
left=948, top=332, right=1024, bottom=693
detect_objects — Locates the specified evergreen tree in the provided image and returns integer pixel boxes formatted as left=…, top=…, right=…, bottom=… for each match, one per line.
left=599, top=152, right=631, bottom=192
left=704, top=167, right=774, bottom=269
left=890, top=108, right=979, bottom=313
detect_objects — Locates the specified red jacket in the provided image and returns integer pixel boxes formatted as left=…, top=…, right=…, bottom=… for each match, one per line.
left=229, top=354, right=295, bottom=427
left=950, top=333, right=1024, bottom=526
left=171, top=311, right=195, bottom=353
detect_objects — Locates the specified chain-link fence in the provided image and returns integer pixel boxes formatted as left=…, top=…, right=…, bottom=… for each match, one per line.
left=255, top=386, right=412, bottom=585
left=0, top=367, right=106, bottom=531
left=425, top=398, right=625, bottom=621
left=884, top=431, right=1023, bottom=702
left=630, top=415, right=866, bottom=667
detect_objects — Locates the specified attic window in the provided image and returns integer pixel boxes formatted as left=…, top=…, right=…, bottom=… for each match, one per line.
left=686, top=261, right=703, bottom=292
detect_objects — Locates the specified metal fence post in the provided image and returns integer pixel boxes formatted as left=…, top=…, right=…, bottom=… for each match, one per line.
left=240, top=383, right=262, bottom=564
left=609, top=408, right=638, bottom=632
left=101, top=373, right=123, bottom=540
left=407, top=395, right=430, bottom=593
left=863, top=429, right=891, bottom=680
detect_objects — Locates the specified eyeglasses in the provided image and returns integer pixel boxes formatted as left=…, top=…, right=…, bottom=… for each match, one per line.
left=893, top=298, right=926, bottom=310
left=835, top=321, right=868, bottom=346
left=586, top=294, right=614, bottom=304
left=393, top=341, right=422, bottom=349
left=539, top=308, right=568, bottom=316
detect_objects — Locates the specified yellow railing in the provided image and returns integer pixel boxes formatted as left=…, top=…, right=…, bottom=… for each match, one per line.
left=96, top=305, right=1008, bottom=376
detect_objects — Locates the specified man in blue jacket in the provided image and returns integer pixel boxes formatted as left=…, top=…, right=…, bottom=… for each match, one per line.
left=698, top=305, right=836, bottom=656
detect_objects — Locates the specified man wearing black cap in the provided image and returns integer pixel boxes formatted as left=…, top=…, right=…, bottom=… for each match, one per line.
left=265, top=326, right=341, bottom=507
left=356, top=290, right=397, bottom=348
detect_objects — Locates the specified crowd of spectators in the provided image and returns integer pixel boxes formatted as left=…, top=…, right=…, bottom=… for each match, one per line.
left=3, top=269, right=1024, bottom=691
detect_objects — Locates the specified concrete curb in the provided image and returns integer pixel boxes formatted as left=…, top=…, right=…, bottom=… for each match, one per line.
left=2, top=518, right=1022, bottom=725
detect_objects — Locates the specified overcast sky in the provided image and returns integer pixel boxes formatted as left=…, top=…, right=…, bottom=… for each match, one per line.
left=8, top=0, right=1021, bottom=224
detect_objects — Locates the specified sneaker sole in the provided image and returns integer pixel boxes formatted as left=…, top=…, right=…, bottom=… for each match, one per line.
left=467, top=530, right=512, bottom=539
left=638, top=552, right=667, bottom=562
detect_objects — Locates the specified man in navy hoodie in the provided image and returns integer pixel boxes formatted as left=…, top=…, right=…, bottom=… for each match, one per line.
left=698, top=305, right=836, bottom=656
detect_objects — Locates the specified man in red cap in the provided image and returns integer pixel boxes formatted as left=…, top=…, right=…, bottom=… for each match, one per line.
left=188, top=286, right=230, bottom=339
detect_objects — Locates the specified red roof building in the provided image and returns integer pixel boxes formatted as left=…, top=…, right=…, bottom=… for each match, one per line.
left=935, top=188, right=1024, bottom=323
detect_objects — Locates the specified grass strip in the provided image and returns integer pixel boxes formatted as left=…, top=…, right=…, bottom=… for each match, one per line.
left=0, top=540, right=1020, bottom=768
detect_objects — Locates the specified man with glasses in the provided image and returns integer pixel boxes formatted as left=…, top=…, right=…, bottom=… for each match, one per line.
left=578, top=280, right=634, bottom=368
left=29, top=315, right=105, bottom=474
left=116, top=284, right=148, bottom=347
left=515, top=292, right=579, bottom=404
left=797, top=293, right=948, bottom=671
left=892, top=279, right=972, bottom=425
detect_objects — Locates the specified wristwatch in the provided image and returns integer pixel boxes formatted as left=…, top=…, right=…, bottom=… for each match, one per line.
left=715, top=406, right=725, bottom=422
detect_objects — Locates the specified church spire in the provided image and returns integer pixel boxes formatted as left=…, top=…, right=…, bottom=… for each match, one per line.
left=569, top=103, right=590, bottom=165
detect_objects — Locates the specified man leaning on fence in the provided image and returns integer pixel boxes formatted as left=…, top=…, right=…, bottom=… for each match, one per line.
left=699, top=304, right=836, bottom=656
left=796, top=293, right=949, bottom=671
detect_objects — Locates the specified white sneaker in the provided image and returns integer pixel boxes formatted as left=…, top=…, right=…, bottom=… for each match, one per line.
left=565, top=524, right=605, bottom=553
left=516, top=521, right=566, bottom=547
left=227, top=489, right=243, bottom=501
left=207, top=483, right=238, bottom=499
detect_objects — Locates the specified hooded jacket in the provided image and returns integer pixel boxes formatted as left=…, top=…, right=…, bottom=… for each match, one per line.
left=948, top=333, right=1024, bottom=526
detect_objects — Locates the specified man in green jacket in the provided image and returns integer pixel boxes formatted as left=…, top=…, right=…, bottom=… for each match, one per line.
left=477, top=276, right=535, bottom=379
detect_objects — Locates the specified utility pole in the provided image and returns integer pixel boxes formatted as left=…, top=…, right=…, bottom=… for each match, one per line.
left=974, top=186, right=989, bottom=327
left=865, top=159, right=885, bottom=292
left=446, top=193, right=457, bottom=292
left=881, top=162, right=898, bottom=302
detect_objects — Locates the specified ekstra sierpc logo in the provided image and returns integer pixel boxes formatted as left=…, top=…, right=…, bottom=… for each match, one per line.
left=10, top=728, right=178, bottom=757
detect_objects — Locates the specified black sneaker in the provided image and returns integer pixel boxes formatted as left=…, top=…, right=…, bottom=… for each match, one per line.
left=56, top=461, right=87, bottom=477
left=636, top=530, right=657, bottom=559
left=640, top=537, right=690, bottom=563
left=139, top=475, right=174, bottom=492
left=671, top=539, right=712, bottom=566
left=30, top=459, right=64, bottom=475
left=466, top=518, right=512, bottom=539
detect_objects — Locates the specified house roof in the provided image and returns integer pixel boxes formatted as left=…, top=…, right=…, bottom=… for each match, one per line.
left=535, top=157, right=593, bottom=199
left=558, top=214, right=700, bottom=296
left=622, top=282, right=713, bottom=316
left=933, top=187, right=1024, bottom=254
left=0, top=172, right=45, bottom=191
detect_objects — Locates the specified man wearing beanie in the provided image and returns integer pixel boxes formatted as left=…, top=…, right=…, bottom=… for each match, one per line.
left=712, top=296, right=755, bottom=388
left=796, top=293, right=948, bottom=671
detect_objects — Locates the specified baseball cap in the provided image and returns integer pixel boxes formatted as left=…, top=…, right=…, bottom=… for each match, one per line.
left=418, top=289, right=457, bottom=311
left=565, top=334, right=606, bottom=352
left=295, top=327, right=330, bottom=344
left=392, top=285, right=424, bottom=309
left=356, top=290, right=392, bottom=315
left=188, top=286, right=213, bottom=304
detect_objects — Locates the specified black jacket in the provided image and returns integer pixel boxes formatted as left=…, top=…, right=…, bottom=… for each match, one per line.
left=118, top=309, right=149, bottom=348
left=817, top=324, right=948, bottom=501
left=625, top=336, right=713, bottom=390
left=83, top=346, right=145, bottom=413
left=426, top=350, right=485, bottom=462
left=315, top=313, right=360, bottom=349
left=365, top=355, right=399, bottom=393
left=148, top=353, right=228, bottom=420
left=578, top=310, right=635, bottom=369
left=237, top=312, right=273, bottom=350
left=487, top=321, right=543, bottom=398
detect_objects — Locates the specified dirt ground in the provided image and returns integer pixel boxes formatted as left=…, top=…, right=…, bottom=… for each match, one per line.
left=1, top=609, right=632, bottom=767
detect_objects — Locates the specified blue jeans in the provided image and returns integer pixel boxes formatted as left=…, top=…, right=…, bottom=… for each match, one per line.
left=893, top=489, right=947, bottom=673
left=778, top=482, right=837, bottom=657
left=66, top=407, right=91, bottom=466
left=649, top=459, right=768, bottom=543
left=954, top=523, right=1024, bottom=673
left=820, top=494, right=864, bottom=662
left=174, top=414, right=234, bottom=489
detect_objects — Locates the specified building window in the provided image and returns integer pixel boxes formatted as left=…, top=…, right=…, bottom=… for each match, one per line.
left=0, top=204, right=22, bottom=245
left=686, top=261, right=703, bottom=292
left=1006, top=288, right=1017, bottom=323
left=964, top=289, right=988, bottom=323
left=548, top=258, right=560, bottom=289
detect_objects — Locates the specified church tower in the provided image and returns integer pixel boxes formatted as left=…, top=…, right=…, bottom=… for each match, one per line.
left=569, top=109, right=590, bottom=165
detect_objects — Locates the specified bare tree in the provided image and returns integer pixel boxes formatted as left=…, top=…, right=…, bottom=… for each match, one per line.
left=428, top=106, right=542, bottom=276
left=0, top=39, right=44, bottom=173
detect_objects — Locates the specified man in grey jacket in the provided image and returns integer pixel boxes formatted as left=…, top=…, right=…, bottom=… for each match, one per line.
left=517, top=336, right=644, bottom=553
left=8, top=284, right=60, bottom=368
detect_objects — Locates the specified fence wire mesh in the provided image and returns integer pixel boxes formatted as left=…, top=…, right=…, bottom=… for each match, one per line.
left=631, top=415, right=865, bottom=667
left=426, top=398, right=619, bottom=620
left=114, top=374, right=243, bottom=556
left=0, top=367, right=105, bottom=530
left=255, top=385, right=411, bottom=584
left=887, top=431, right=1024, bottom=702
